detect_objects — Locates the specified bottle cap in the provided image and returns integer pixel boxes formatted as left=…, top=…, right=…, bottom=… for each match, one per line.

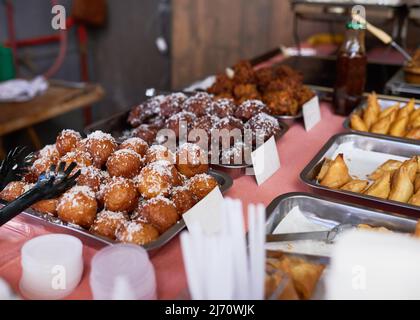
left=346, top=21, right=366, bottom=30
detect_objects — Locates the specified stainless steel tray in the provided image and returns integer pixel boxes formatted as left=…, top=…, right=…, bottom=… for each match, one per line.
left=265, top=191, right=417, bottom=263
left=300, top=132, right=420, bottom=214
left=343, top=94, right=420, bottom=144
left=4, top=169, right=233, bottom=252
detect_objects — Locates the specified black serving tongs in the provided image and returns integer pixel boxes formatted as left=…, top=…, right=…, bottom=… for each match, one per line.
left=0, top=162, right=81, bottom=226
left=0, top=146, right=36, bottom=192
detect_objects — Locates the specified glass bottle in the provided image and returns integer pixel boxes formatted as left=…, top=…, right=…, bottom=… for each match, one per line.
left=333, top=21, right=367, bottom=116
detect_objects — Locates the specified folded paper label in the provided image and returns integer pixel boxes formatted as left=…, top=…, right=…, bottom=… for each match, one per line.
left=251, top=136, right=281, bottom=185
left=183, top=187, right=224, bottom=234
left=303, top=96, right=321, bottom=131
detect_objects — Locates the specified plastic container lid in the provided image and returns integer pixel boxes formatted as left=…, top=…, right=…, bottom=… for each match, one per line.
left=90, top=244, right=156, bottom=300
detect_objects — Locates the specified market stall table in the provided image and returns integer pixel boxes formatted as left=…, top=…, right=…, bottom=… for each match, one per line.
left=0, top=82, right=105, bottom=157
left=0, top=100, right=349, bottom=300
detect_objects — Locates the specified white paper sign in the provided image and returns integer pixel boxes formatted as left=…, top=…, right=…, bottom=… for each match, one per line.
left=183, top=187, right=224, bottom=235
left=303, top=96, right=321, bottom=131
left=251, top=136, right=281, bottom=185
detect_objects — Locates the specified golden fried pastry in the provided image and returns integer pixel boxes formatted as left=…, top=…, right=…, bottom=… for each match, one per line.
left=188, top=173, right=218, bottom=200
left=265, top=260, right=299, bottom=300
left=397, top=99, right=415, bottom=120
left=116, top=221, right=160, bottom=245
left=145, top=145, right=175, bottom=164
left=414, top=173, right=420, bottom=193
left=176, top=143, right=209, bottom=178
left=60, top=150, right=93, bottom=168
left=83, top=131, right=117, bottom=168
left=405, top=128, right=420, bottom=140
left=131, top=124, right=158, bottom=145
left=0, top=181, right=29, bottom=202
left=106, top=149, right=143, bottom=178
left=357, top=224, right=391, bottom=233
left=31, top=199, right=58, bottom=216
left=370, top=115, right=392, bottom=135
left=363, top=93, right=380, bottom=129
left=389, top=117, right=408, bottom=137
left=340, top=179, right=369, bottom=193
left=408, top=108, right=420, bottom=125
left=409, top=190, right=420, bottom=206
left=319, top=154, right=351, bottom=189
left=364, top=171, right=391, bottom=199
left=103, top=177, right=138, bottom=213
left=77, top=166, right=108, bottom=192
left=134, top=196, right=180, bottom=234
left=165, top=111, right=197, bottom=139
left=170, top=185, right=197, bottom=214
left=316, top=159, right=332, bottom=181
left=263, top=90, right=299, bottom=116
left=57, top=186, right=98, bottom=229
left=31, top=145, right=60, bottom=176
left=118, top=137, right=149, bottom=157
left=368, top=159, right=402, bottom=180
left=350, top=114, right=368, bottom=132
left=398, top=158, right=418, bottom=183
left=389, top=167, right=414, bottom=202
left=38, top=144, right=60, bottom=162
left=56, top=129, right=82, bottom=156
left=379, top=103, right=399, bottom=122
left=137, top=160, right=181, bottom=199
left=90, top=210, right=128, bottom=240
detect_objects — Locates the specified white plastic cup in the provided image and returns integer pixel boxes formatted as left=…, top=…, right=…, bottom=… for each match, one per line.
left=90, top=244, right=157, bottom=300
left=20, top=234, right=83, bottom=300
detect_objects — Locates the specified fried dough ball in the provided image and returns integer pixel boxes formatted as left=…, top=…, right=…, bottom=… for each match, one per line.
left=183, top=92, right=213, bottom=117
left=0, top=181, right=30, bottom=202
left=136, top=160, right=181, bottom=199
left=90, top=210, right=128, bottom=240
left=56, top=129, right=82, bottom=156
left=159, top=93, right=187, bottom=118
left=207, top=74, right=234, bottom=95
left=83, top=131, right=118, bottom=168
left=77, top=166, right=108, bottom=192
left=146, top=116, right=166, bottom=130
left=235, top=99, right=269, bottom=121
left=233, top=84, right=260, bottom=103
left=233, top=60, right=255, bottom=84
left=106, top=149, right=144, bottom=178
left=188, top=173, right=218, bottom=200
left=38, top=144, right=60, bottom=162
left=263, top=90, right=299, bottom=116
left=176, top=143, right=209, bottom=178
left=170, top=186, right=197, bottom=214
left=165, top=111, right=197, bottom=139
left=209, top=98, right=236, bottom=118
left=127, top=95, right=164, bottom=127
left=31, top=199, right=58, bottom=216
left=245, top=113, right=281, bottom=143
left=22, top=170, right=39, bottom=184
left=60, top=150, right=93, bottom=168
left=31, top=145, right=60, bottom=176
left=103, top=177, right=139, bottom=213
left=220, top=141, right=252, bottom=165
left=57, top=186, right=98, bottom=229
left=213, top=116, right=244, bottom=132
left=119, top=137, right=149, bottom=157
left=145, top=145, right=175, bottom=164
left=116, top=221, right=159, bottom=245
left=134, top=196, right=180, bottom=234
left=131, top=124, right=158, bottom=145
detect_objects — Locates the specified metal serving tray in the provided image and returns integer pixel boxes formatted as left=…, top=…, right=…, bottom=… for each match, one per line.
left=4, top=170, right=233, bottom=252
left=343, top=94, right=420, bottom=144
left=300, top=132, right=420, bottom=214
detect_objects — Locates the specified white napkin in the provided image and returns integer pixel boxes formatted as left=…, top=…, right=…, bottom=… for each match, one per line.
left=0, top=76, right=48, bottom=102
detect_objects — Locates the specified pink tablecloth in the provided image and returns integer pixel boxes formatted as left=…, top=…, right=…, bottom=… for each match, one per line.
left=0, top=102, right=346, bottom=300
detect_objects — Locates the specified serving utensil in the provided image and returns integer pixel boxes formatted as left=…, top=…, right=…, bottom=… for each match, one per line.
left=0, top=146, right=35, bottom=192
left=0, top=162, right=80, bottom=226
left=266, top=224, right=354, bottom=244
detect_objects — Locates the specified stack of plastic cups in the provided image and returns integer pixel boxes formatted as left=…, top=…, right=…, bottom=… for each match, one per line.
left=20, top=234, right=84, bottom=300
left=90, top=244, right=157, bottom=300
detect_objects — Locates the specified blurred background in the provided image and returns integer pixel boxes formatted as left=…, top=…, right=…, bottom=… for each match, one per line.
left=0, top=0, right=419, bottom=151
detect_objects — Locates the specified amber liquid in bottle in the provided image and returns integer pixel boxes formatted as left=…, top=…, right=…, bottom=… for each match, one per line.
left=333, top=27, right=367, bottom=116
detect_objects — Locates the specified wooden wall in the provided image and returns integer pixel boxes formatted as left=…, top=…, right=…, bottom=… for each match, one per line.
left=171, top=0, right=324, bottom=89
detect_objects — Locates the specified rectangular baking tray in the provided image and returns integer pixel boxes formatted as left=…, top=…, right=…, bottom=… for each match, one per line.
left=300, top=132, right=420, bottom=215
left=2, top=169, right=233, bottom=252
left=385, top=68, right=420, bottom=99
left=343, top=94, right=420, bottom=144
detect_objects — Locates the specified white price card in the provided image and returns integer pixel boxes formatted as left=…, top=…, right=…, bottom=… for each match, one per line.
left=303, top=96, right=321, bottom=131
left=183, top=187, right=224, bottom=235
left=251, top=136, right=281, bottom=185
